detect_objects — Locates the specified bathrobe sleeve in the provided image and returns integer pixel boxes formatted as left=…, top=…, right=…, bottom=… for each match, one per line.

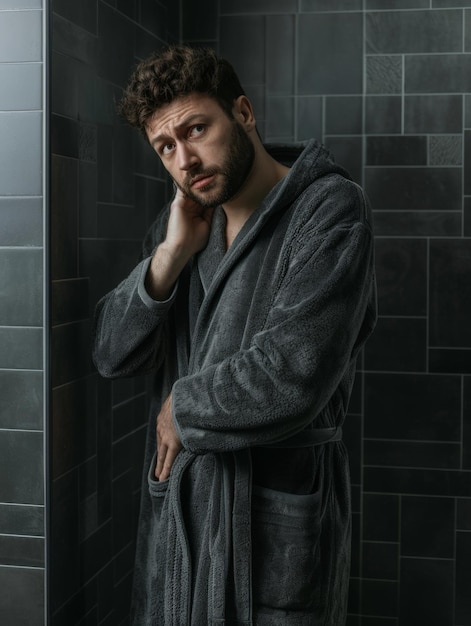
left=92, top=207, right=176, bottom=378
left=172, top=188, right=376, bottom=453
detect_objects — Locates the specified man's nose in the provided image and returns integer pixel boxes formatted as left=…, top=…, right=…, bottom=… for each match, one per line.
left=177, top=143, right=199, bottom=171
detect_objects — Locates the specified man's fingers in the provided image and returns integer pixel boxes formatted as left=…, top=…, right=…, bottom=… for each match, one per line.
left=155, top=443, right=167, bottom=479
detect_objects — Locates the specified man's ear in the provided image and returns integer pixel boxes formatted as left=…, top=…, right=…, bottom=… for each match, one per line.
left=233, top=95, right=256, bottom=130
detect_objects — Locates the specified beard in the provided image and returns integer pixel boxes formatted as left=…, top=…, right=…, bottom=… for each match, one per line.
left=175, top=121, right=255, bottom=208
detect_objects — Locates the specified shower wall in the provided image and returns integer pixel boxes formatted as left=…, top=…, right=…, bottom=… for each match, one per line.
left=49, top=1, right=176, bottom=624
left=180, top=1, right=471, bottom=624
left=0, top=2, right=46, bottom=625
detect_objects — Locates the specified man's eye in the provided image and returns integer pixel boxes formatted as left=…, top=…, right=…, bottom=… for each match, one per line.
left=162, top=143, right=175, bottom=155
left=190, top=125, right=205, bottom=137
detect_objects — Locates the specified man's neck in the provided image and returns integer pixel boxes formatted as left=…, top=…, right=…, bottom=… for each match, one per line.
left=222, top=147, right=290, bottom=249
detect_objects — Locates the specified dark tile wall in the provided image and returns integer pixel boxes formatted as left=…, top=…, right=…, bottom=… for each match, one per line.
left=191, top=1, right=471, bottom=625
left=49, top=1, right=176, bottom=624
left=0, top=1, right=46, bottom=625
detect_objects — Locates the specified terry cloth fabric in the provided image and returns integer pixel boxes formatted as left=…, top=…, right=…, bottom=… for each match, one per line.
left=93, top=139, right=377, bottom=625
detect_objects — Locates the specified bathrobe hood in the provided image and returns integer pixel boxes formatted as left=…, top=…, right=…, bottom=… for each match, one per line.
left=93, top=139, right=377, bottom=625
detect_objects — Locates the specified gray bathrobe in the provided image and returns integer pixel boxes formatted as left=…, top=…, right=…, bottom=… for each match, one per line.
left=93, top=140, right=377, bottom=625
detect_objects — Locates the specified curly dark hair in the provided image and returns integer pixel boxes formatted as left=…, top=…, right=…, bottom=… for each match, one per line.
left=117, top=45, right=246, bottom=136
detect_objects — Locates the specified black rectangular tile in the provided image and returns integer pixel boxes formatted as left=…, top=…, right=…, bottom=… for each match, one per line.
left=361, top=579, right=398, bottom=618
left=434, top=0, right=471, bottom=6
left=50, top=470, right=80, bottom=612
left=302, top=0, right=362, bottom=8
left=374, top=238, right=427, bottom=317
left=112, top=393, right=147, bottom=442
left=220, top=16, right=265, bottom=86
left=52, top=378, right=96, bottom=479
left=405, top=95, right=462, bottom=134
left=365, top=373, right=461, bottom=441
left=324, top=136, right=362, bottom=184
left=456, top=531, right=471, bottom=623
left=399, top=558, right=454, bottom=625
left=365, top=95, right=401, bottom=133
left=112, top=470, right=134, bottom=552
left=367, top=0, right=428, bottom=6
left=97, top=203, right=146, bottom=240
left=465, top=130, right=471, bottom=195
left=367, top=9, right=462, bottom=54
left=360, top=618, right=398, bottom=626
left=364, top=317, right=426, bottom=372
left=405, top=53, right=471, bottom=93
left=111, top=124, right=134, bottom=205
left=364, top=440, right=460, bottom=470
left=267, top=14, right=295, bottom=96
left=0, top=248, right=43, bottom=326
left=365, top=167, right=461, bottom=212
left=347, top=577, right=360, bottom=616
left=80, top=519, right=113, bottom=582
left=0, top=431, right=43, bottom=504
left=297, top=13, right=363, bottom=95
left=51, top=278, right=89, bottom=326
left=51, top=155, right=79, bottom=281
left=296, top=96, right=323, bottom=142
left=0, top=370, right=43, bottom=430
left=182, top=0, right=217, bottom=39
left=465, top=197, right=471, bottom=237
left=53, top=0, right=97, bottom=34
left=140, top=0, right=168, bottom=41
left=79, top=161, right=97, bottom=238
left=429, top=348, right=471, bottom=374
left=401, top=496, right=455, bottom=558
left=0, top=327, right=42, bottom=370
left=362, top=541, right=398, bottom=580
left=0, top=197, right=42, bottom=246
left=220, top=0, right=298, bottom=12
left=0, top=567, right=44, bottom=625
left=373, top=210, right=462, bottom=237
left=429, top=135, right=462, bottom=166
left=0, top=535, right=44, bottom=567
left=457, top=498, right=471, bottom=530
left=366, top=136, right=427, bottom=166
left=266, top=97, right=294, bottom=140
left=97, top=3, right=135, bottom=88
left=467, top=9, right=471, bottom=52
left=464, top=376, right=471, bottom=469
left=51, top=320, right=92, bottom=388
left=325, top=96, right=362, bottom=135
left=363, top=493, right=400, bottom=542
left=78, top=239, right=142, bottom=309
left=351, top=512, right=360, bottom=578
left=430, top=239, right=471, bottom=349
left=0, top=503, right=44, bottom=536
left=364, top=467, right=471, bottom=498
left=112, top=375, right=146, bottom=406
left=51, top=113, right=79, bottom=159
left=366, top=58, right=402, bottom=95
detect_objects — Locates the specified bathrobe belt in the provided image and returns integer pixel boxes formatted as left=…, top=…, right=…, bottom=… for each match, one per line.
left=262, top=425, right=343, bottom=448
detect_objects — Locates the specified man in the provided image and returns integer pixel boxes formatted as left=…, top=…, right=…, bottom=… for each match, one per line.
left=93, top=45, right=377, bottom=625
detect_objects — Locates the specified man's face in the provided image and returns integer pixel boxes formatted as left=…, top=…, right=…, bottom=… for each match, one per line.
left=145, top=93, right=255, bottom=208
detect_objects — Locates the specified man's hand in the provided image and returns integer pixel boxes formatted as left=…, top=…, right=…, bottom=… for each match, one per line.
left=145, top=188, right=214, bottom=300
left=155, top=393, right=182, bottom=481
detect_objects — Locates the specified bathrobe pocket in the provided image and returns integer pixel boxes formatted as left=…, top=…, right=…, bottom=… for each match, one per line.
left=147, top=453, right=169, bottom=518
left=251, top=484, right=322, bottom=613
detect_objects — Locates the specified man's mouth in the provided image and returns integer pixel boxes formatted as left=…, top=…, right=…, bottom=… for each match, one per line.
left=190, top=174, right=216, bottom=189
